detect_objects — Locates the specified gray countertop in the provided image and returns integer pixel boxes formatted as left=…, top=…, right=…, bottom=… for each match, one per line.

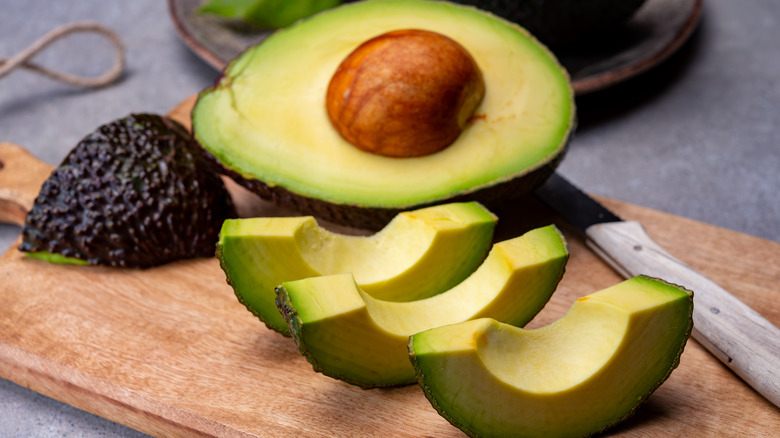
left=1, top=0, right=778, bottom=436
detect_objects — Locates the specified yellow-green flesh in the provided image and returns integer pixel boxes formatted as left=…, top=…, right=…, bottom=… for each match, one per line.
left=193, top=0, right=573, bottom=207
left=277, top=224, right=568, bottom=387
left=218, top=202, right=496, bottom=334
left=25, top=251, right=88, bottom=265
left=410, top=276, right=693, bottom=438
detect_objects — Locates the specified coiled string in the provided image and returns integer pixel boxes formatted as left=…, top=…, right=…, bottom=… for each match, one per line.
left=0, top=21, right=125, bottom=88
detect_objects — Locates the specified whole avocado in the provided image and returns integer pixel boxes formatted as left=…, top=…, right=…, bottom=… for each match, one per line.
left=19, top=114, right=237, bottom=268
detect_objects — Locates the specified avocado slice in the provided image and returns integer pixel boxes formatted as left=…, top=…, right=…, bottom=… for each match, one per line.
left=409, top=276, right=694, bottom=438
left=193, top=0, right=574, bottom=229
left=218, top=202, right=496, bottom=335
left=275, top=224, right=568, bottom=388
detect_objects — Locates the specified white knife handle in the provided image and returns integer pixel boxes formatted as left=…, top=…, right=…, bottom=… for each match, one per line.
left=585, top=220, right=780, bottom=407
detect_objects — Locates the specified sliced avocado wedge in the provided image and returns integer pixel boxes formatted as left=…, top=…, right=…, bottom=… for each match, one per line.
left=409, top=276, right=694, bottom=438
left=218, top=202, right=496, bottom=335
left=275, top=225, right=568, bottom=388
left=193, top=0, right=574, bottom=229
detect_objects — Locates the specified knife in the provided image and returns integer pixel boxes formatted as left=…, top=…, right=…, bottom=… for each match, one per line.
left=535, top=172, right=780, bottom=408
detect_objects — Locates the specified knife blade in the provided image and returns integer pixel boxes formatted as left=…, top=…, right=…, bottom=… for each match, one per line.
left=536, top=172, right=780, bottom=408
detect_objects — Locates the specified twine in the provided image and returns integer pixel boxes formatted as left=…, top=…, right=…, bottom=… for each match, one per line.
left=0, top=21, right=125, bottom=88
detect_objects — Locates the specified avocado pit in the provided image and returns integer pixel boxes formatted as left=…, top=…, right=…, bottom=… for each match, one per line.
left=326, top=29, right=485, bottom=158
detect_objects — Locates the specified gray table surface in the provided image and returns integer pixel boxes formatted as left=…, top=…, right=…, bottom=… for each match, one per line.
left=1, top=0, right=778, bottom=436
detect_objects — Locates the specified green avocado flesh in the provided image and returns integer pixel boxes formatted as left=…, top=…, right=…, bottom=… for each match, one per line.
left=217, top=202, right=497, bottom=335
left=409, top=276, right=694, bottom=438
left=25, top=252, right=88, bottom=266
left=275, top=224, right=568, bottom=388
left=193, top=0, right=574, bottom=225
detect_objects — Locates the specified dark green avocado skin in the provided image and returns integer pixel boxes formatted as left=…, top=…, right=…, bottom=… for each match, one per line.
left=19, top=114, right=237, bottom=268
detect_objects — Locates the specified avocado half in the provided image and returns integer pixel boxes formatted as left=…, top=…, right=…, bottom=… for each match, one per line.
left=409, top=276, right=693, bottom=438
left=193, top=0, right=575, bottom=230
left=275, top=224, right=568, bottom=388
left=218, top=202, right=497, bottom=335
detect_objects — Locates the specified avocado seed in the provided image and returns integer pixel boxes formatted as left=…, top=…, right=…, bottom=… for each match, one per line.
left=326, top=29, right=485, bottom=158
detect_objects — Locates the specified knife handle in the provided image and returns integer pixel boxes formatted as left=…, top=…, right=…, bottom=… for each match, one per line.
left=585, top=220, right=780, bottom=408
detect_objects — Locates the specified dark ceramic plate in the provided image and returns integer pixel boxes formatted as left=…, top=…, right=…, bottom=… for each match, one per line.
left=168, top=0, right=702, bottom=95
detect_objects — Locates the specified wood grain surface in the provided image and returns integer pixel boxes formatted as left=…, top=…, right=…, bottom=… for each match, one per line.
left=0, top=99, right=778, bottom=437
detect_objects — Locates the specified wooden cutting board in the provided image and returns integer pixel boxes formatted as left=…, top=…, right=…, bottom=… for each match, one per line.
left=0, top=98, right=778, bottom=437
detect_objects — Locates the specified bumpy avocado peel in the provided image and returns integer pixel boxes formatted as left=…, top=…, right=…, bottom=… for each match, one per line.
left=19, top=113, right=237, bottom=268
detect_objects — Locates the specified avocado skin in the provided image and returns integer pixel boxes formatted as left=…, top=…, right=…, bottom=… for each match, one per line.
left=452, top=0, right=647, bottom=47
left=197, top=138, right=568, bottom=231
left=19, top=114, right=237, bottom=268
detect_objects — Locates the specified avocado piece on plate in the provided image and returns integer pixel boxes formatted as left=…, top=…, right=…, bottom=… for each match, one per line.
left=19, top=114, right=236, bottom=268
left=193, top=0, right=575, bottom=230
left=218, top=201, right=497, bottom=335
left=275, top=224, right=568, bottom=388
left=409, top=276, right=693, bottom=438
